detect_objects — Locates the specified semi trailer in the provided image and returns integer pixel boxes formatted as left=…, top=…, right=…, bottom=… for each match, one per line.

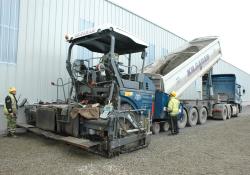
left=144, top=37, right=245, bottom=134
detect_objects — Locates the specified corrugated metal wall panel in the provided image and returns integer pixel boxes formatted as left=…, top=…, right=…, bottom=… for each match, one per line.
left=24, top=0, right=36, bottom=99
left=0, top=0, right=186, bottom=105
left=14, top=0, right=27, bottom=98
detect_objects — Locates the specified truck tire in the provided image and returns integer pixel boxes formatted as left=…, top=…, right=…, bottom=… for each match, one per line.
left=120, top=103, right=138, bottom=121
left=235, top=105, right=240, bottom=117
left=178, top=109, right=187, bottom=129
left=221, top=105, right=228, bottom=120
left=213, top=104, right=227, bottom=120
left=187, top=107, right=198, bottom=127
left=160, top=122, right=169, bottom=132
left=198, top=107, right=207, bottom=125
left=231, top=105, right=237, bottom=117
left=226, top=105, right=232, bottom=119
left=152, top=122, right=160, bottom=134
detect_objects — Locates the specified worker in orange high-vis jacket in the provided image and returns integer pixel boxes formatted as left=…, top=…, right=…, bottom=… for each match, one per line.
left=3, top=87, right=18, bottom=137
left=167, top=91, right=180, bottom=135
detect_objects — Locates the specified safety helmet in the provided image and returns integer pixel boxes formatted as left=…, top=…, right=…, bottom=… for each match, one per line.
left=9, top=87, right=16, bottom=94
left=170, top=91, right=177, bottom=97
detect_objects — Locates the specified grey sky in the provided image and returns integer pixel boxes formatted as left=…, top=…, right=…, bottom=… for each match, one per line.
left=110, top=0, right=250, bottom=74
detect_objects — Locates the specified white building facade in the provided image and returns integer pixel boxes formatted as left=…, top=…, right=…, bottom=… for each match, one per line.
left=0, top=0, right=186, bottom=104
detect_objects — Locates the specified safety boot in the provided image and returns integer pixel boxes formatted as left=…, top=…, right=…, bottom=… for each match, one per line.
left=10, top=133, right=17, bottom=138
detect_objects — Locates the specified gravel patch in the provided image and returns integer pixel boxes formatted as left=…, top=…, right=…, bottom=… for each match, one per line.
left=1, top=106, right=250, bottom=175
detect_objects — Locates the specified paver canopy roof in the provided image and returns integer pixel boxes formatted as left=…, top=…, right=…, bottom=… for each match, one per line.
left=67, top=25, right=148, bottom=55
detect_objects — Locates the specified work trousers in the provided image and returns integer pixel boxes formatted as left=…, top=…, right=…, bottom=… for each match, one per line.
left=169, top=115, right=179, bottom=134
left=5, top=114, right=16, bottom=135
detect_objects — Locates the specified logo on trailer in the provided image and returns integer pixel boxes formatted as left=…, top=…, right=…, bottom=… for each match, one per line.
left=187, top=54, right=209, bottom=76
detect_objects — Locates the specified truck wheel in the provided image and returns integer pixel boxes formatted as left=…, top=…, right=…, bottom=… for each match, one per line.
left=226, top=105, right=232, bottom=119
left=235, top=105, right=240, bottom=117
left=152, top=122, right=160, bottom=134
left=198, top=107, right=207, bottom=125
left=178, top=109, right=187, bottom=129
left=160, top=122, right=169, bottom=132
left=213, top=104, right=227, bottom=120
left=221, top=105, right=228, bottom=120
left=187, top=107, right=198, bottom=127
left=120, top=103, right=138, bottom=122
left=231, top=105, right=237, bottom=117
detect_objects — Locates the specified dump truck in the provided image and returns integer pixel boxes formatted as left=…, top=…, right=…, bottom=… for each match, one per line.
left=19, top=25, right=155, bottom=157
left=144, top=37, right=245, bottom=134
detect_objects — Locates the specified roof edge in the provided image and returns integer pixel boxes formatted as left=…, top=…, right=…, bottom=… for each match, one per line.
left=106, top=0, right=187, bottom=42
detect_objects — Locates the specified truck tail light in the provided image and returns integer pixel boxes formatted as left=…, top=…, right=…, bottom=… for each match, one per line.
left=151, top=101, right=155, bottom=116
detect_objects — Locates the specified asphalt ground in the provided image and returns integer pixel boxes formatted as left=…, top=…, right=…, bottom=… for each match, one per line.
left=1, top=106, right=250, bottom=175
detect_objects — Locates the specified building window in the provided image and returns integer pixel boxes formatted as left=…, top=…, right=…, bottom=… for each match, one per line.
left=147, top=43, right=155, bottom=65
left=77, top=19, right=94, bottom=65
left=0, top=0, right=20, bottom=63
